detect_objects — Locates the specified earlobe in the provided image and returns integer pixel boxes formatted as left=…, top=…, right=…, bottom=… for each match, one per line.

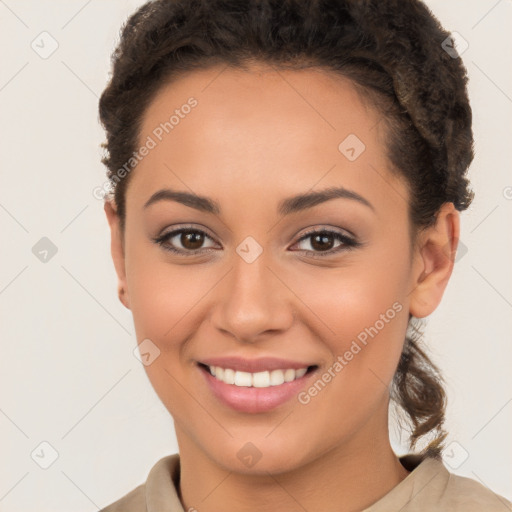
left=408, top=203, right=460, bottom=318
left=118, top=285, right=130, bottom=310
left=104, top=200, right=131, bottom=310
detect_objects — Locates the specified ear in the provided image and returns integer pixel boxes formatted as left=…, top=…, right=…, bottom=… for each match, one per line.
left=104, top=200, right=130, bottom=310
left=408, top=202, right=460, bottom=318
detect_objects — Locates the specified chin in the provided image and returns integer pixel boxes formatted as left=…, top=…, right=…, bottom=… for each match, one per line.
left=201, top=435, right=315, bottom=476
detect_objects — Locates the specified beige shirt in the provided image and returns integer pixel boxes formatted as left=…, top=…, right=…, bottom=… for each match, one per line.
left=100, top=453, right=511, bottom=511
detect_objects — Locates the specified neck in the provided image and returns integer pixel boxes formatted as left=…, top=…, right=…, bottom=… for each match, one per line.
left=175, top=419, right=410, bottom=512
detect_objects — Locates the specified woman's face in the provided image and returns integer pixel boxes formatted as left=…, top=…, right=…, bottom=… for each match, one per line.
left=105, top=63, right=456, bottom=473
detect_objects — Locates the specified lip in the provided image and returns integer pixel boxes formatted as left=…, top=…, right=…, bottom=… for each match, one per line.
left=197, top=362, right=318, bottom=414
left=199, top=356, right=315, bottom=373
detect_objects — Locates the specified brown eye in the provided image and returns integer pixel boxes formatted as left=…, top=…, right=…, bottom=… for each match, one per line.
left=153, top=227, right=217, bottom=256
left=180, top=231, right=205, bottom=250
left=292, top=228, right=360, bottom=257
left=309, top=232, right=336, bottom=251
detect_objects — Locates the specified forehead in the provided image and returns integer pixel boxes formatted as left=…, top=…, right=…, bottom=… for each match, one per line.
left=128, top=63, right=407, bottom=218
left=140, top=63, right=381, bottom=146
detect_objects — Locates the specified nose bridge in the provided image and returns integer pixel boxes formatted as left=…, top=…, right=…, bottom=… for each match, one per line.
left=211, top=237, right=293, bottom=341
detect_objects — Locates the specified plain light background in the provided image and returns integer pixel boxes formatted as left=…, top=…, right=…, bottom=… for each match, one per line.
left=0, top=1, right=511, bottom=510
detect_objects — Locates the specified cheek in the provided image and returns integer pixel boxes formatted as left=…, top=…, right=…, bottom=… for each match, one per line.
left=294, top=250, right=409, bottom=347
left=124, top=238, right=209, bottom=342
left=124, top=253, right=212, bottom=423
left=292, top=250, right=410, bottom=406
left=292, top=284, right=408, bottom=448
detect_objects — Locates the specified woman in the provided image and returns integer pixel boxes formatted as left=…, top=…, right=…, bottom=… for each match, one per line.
left=98, top=0, right=511, bottom=510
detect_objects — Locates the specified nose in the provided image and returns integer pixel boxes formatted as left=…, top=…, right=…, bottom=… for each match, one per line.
left=210, top=248, right=295, bottom=343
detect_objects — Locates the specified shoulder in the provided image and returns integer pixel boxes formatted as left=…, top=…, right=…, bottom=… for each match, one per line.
left=99, top=483, right=146, bottom=512
left=441, top=469, right=512, bottom=511
left=367, top=455, right=511, bottom=511
left=404, top=455, right=511, bottom=511
left=99, top=453, right=182, bottom=512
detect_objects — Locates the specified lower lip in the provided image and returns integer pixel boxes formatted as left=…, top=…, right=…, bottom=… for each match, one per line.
left=199, top=365, right=316, bottom=413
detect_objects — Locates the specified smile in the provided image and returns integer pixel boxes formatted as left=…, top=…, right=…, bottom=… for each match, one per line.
left=197, top=357, right=319, bottom=413
left=206, top=365, right=309, bottom=388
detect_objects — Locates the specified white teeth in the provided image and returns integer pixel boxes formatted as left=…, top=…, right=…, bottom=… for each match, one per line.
left=224, top=368, right=235, bottom=385
left=253, top=371, right=270, bottom=387
left=270, top=369, right=285, bottom=386
left=234, top=371, right=252, bottom=387
left=295, top=368, right=307, bottom=378
left=207, top=365, right=310, bottom=387
left=284, top=369, right=296, bottom=382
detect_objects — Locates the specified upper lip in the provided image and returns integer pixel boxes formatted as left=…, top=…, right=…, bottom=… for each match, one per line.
left=199, top=356, right=316, bottom=373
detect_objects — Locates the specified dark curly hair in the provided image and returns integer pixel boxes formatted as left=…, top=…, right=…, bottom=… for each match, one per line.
left=98, top=0, right=474, bottom=458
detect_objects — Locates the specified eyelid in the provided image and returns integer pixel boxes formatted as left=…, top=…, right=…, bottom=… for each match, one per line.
left=295, top=225, right=356, bottom=241
left=158, top=223, right=217, bottom=241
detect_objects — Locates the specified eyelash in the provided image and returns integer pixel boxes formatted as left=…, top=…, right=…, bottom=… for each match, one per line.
left=152, top=225, right=361, bottom=258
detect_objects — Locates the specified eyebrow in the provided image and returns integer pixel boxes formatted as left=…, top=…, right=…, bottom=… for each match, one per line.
left=143, top=186, right=375, bottom=215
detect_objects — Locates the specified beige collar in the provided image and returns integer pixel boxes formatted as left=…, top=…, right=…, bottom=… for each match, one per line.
left=143, top=453, right=447, bottom=512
